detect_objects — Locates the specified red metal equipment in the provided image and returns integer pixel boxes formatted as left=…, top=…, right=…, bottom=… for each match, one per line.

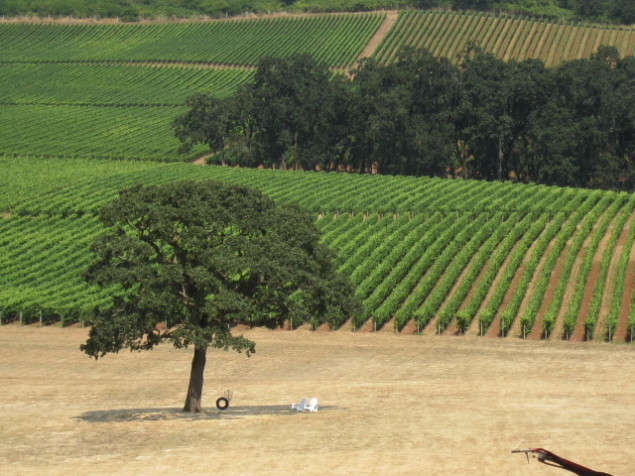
left=512, top=448, right=612, bottom=476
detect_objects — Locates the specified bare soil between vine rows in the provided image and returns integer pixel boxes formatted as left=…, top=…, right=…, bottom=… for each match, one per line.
left=1, top=325, right=633, bottom=476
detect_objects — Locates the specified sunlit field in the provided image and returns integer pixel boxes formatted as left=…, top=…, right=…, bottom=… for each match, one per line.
left=1, top=326, right=633, bottom=475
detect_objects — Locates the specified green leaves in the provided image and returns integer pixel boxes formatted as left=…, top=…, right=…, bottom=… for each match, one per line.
left=82, top=180, right=360, bottom=358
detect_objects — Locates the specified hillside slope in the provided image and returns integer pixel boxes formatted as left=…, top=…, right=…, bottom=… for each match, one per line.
left=2, top=157, right=634, bottom=343
left=0, top=11, right=633, bottom=161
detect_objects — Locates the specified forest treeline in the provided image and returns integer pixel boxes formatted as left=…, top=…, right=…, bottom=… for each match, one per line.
left=1, top=0, right=633, bottom=24
left=173, top=46, right=635, bottom=192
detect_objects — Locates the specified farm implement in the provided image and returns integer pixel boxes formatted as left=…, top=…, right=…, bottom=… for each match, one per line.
left=512, top=448, right=612, bottom=475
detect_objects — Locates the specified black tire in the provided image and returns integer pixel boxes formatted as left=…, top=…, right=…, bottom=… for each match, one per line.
left=216, top=397, right=229, bottom=410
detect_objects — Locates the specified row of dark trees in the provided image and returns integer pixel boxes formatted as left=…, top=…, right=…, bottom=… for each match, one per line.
left=416, top=0, right=635, bottom=24
left=2, top=0, right=634, bottom=23
left=173, top=46, right=635, bottom=191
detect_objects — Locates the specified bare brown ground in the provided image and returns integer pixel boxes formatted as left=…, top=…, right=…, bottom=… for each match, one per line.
left=570, top=224, right=612, bottom=342
left=356, top=11, right=399, bottom=61
left=1, top=326, right=633, bottom=476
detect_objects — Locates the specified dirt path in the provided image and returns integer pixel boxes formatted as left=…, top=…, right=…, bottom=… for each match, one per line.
left=356, top=11, right=399, bottom=61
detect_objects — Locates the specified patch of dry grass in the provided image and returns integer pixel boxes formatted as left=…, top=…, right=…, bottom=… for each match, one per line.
left=1, top=326, right=633, bottom=475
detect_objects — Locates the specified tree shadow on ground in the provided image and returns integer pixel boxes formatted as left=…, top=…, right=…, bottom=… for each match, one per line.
left=77, top=405, right=339, bottom=423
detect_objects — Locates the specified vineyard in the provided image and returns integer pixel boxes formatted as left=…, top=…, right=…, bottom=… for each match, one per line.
left=1, top=12, right=635, bottom=342
left=372, top=10, right=635, bottom=66
left=0, top=13, right=385, bottom=160
left=2, top=157, right=635, bottom=343
left=0, top=11, right=633, bottom=160
left=0, top=13, right=385, bottom=65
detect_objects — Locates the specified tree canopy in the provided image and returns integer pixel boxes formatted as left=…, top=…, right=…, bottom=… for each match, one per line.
left=175, top=48, right=635, bottom=192
left=2, top=0, right=633, bottom=25
left=81, top=180, right=359, bottom=412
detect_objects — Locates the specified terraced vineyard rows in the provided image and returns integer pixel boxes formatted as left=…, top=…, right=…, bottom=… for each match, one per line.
left=0, top=13, right=385, bottom=160
left=0, top=104, right=208, bottom=161
left=2, top=11, right=633, bottom=161
left=2, top=157, right=634, bottom=344
left=0, top=63, right=253, bottom=105
left=372, top=10, right=635, bottom=66
left=0, top=62, right=252, bottom=159
left=0, top=13, right=384, bottom=66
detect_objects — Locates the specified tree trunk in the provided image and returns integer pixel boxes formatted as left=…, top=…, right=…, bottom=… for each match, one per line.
left=183, top=346, right=207, bottom=412
left=498, top=137, right=504, bottom=181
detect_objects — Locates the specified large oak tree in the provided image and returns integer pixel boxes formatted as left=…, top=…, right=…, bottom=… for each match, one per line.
left=81, top=180, right=359, bottom=412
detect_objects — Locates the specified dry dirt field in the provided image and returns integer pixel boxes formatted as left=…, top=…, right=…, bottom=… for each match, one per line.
left=1, top=325, right=633, bottom=476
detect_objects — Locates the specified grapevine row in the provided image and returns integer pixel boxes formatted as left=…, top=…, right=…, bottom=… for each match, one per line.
left=0, top=63, right=253, bottom=105
left=0, top=13, right=385, bottom=66
left=373, top=10, right=635, bottom=66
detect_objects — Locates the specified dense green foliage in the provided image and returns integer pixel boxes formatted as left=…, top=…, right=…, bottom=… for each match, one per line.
left=0, top=13, right=383, bottom=160
left=2, top=9, right=634, bottom=345
left=2, top=13, right=632, bottom=163
left=81, top=180, right=359, bottom=411
left=176, top=48, right=635, bottom=191
left=1, top=0, right=633, bottom=24
left=2, top=157, right=634, bottom=343
left=0, top=64, right=252, bottom=160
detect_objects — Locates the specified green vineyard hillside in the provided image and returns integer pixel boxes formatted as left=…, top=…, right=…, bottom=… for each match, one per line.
left=373, top=10, right=635, bottom=66
left=1, top=12, right=634, bottom=161
left=2, top=157, right=635, bottom=343
left=1, top=11, right=635, bottom=342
